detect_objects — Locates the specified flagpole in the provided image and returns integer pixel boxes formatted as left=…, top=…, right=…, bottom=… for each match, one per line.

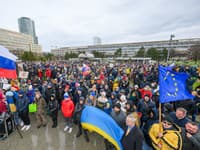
left=158, top=102, right=162, bottom=150
left=158, top=63, right=162, bottom=125
left=158, top=63, right=162, bottom=150
left=159, top=103, right=162, bottom=123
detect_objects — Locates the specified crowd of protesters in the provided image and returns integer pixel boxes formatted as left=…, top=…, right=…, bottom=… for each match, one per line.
left=0, top=60, right=200, bottom=150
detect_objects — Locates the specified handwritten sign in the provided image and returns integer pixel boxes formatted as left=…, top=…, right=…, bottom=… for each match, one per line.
left=19, top=71, right=29, bottom=79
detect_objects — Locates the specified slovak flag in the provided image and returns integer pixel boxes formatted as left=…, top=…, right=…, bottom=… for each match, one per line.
left=82, top=64, right=90, bottom=76
left=0, top=45, right=18, bottom=79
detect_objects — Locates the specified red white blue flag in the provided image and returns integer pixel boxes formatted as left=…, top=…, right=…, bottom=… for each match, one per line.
left=82, top=64, right=90, bottom=76
left=0, top=45, right=18, bottom=79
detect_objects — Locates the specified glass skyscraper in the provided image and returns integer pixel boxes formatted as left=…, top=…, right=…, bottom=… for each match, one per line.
left=18, top=17, right=38, bottom=44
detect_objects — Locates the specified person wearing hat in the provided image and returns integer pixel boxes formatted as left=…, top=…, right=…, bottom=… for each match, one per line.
left=128, top=84, right=141, bottom=106
left=86, top=91, right=96, bottom=106
left=111, top=103, right=126, bottom=129
left=5, top=90, right=22, bottom=126
left=117, top=95, right=127, bottom=112
left=96, top=90, right=110, bottom=111
left=109, top=92, right=118, bottom=105
left=73, top=97, right=89, bottom=142
left=27, top=85, right=35, bottom=104
left=137, top=94, right=156, bottom=128
left=44, top=83, right=55, bottom=105
left=34, top=90, right=47, bottom=128
left=61, top=92, right=74, bottom=133
left=47, top=94, right=58, bottom=128
left=149, top=115, right=183, bottom=150
left=73, top=87, right=83, bottom=105
left=119, top=76, right=129, bottom=95
left=16, top=90, right=31, bottom=131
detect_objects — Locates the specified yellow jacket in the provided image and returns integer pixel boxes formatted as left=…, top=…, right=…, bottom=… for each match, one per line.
left=112, top=82, right=119, bottom=91
left=149, top=123, right=182, bottom=150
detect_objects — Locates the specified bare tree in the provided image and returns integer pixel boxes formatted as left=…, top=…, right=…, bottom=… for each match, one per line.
left=189, top=44, right=200, bottom=62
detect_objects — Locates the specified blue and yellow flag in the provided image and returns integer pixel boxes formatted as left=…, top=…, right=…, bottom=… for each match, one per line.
left=81, top=106, right=124, bottom=150
left=159, top=65, right=194, bottom=103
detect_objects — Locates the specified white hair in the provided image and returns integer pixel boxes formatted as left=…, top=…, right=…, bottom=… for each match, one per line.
left=127, top=114, right=136, bottom=123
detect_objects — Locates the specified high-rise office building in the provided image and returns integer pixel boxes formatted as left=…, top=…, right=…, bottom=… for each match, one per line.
left=0, top=28, right=42, bottom=56
left=18, top=17, right=38, bottom=44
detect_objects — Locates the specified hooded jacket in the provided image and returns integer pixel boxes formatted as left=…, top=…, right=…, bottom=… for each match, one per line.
left=149, top=123, right=182, bottom=150
left=16, top=91, right=29, bottom=113
left=0, top=92, right=6, bottom=114
left=61, top=98, right=75, bottom=117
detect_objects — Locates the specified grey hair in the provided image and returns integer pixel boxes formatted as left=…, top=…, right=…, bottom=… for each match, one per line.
left=127, top=114, right=137, bottom=123
left=176, top=107, right=187, bottom=114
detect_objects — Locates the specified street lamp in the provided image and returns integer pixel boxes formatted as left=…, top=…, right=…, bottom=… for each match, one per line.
left=167, top=34, right=175, bottom=62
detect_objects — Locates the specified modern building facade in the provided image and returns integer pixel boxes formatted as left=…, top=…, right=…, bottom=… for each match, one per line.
left=18, top=17, right=38, bottom=44
left=0, top=28, right=42, bottom=56
left=51, top=38, right=200, bottom=57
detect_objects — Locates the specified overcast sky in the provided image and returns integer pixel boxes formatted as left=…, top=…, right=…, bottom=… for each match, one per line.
left=0, top=0, right=200, bottom=51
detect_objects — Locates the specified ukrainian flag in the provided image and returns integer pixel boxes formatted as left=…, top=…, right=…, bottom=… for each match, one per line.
left=81, top=106, right=124, bottom=150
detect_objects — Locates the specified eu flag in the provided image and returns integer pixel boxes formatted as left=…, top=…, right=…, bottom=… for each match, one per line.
left=81, top=106, right=124, bottom=150
left=159, top=65, right=194, bottom=103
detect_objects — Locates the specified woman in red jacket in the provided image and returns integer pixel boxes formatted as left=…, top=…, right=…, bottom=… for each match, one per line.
left=0, top=91, right=6, bottom=114
left=61, top=92, right=75, bottom=133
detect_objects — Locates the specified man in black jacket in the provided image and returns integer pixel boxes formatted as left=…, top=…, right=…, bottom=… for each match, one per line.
left=73, top=97, right=89, bottom=142
left=185, top=121, right=200, bottom=150
left=121, top=114, right=144, bottom=150
left=48, top=94, right=58, bottom=128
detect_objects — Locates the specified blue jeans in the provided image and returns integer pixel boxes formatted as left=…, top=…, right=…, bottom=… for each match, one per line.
left=12, top=112, right=21, bottom=125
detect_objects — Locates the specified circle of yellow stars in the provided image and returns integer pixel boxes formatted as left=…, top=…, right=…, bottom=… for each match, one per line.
left=164, top=71, right=178, bottom=97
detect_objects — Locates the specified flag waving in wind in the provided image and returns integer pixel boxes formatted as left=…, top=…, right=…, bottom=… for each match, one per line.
left=82, top=64, right=91, bottom=76
left=81, top=106, right=124, bottom=150
left=0, top=45, right=18, bottom=79
left=159, top=65, right=194, bottom=103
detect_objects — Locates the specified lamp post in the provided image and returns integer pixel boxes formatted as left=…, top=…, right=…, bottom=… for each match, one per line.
left=167, top=34, right=175, bottom=62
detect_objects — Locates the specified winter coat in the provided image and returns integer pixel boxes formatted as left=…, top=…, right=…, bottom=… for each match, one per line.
left=143, top=111, right=158, bottom=146
left=187, top=130, right=200, bottom=150
left=44, top=87, right=55, bottom=104
left=45, top=68, right=51, bottom=78
left=16, top=94, right=29, bottom=113
left=169, top=112, right=189, bottom=128
left=137, top=99, right=156, bottom=122
left=139, top=88, right=152, bottom=99
left=96, top=96, right=108, bottom=109
left=149, top=123, right=182, bottom=150
left=35, top=96, right=46, bottom=114
left=121, top=126, right=144, bottom=150
left=180, top=128, right=199, bottom=150
left=27, top=89, right=35, bottom=104
left=48, top=100, right=58, bottom=113
left=0, top=100, right=6, bottom=114
left=73, top=103, right=85, bottom=123
left=111, top=109, right=126, bottom=129
left=61, top=98, right=75, bottom=118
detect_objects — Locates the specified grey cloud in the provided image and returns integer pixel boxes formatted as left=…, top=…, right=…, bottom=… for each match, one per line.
left=0, top=0, right=199, bottom=51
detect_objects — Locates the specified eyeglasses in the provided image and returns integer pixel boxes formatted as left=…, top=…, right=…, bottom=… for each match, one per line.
left=163, top=121, right=172, bottom=126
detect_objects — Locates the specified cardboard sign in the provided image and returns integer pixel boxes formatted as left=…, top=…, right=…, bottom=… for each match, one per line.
left=3, top=83, right=11, bottom=90
left=19, top=71, right=29, bottom=79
